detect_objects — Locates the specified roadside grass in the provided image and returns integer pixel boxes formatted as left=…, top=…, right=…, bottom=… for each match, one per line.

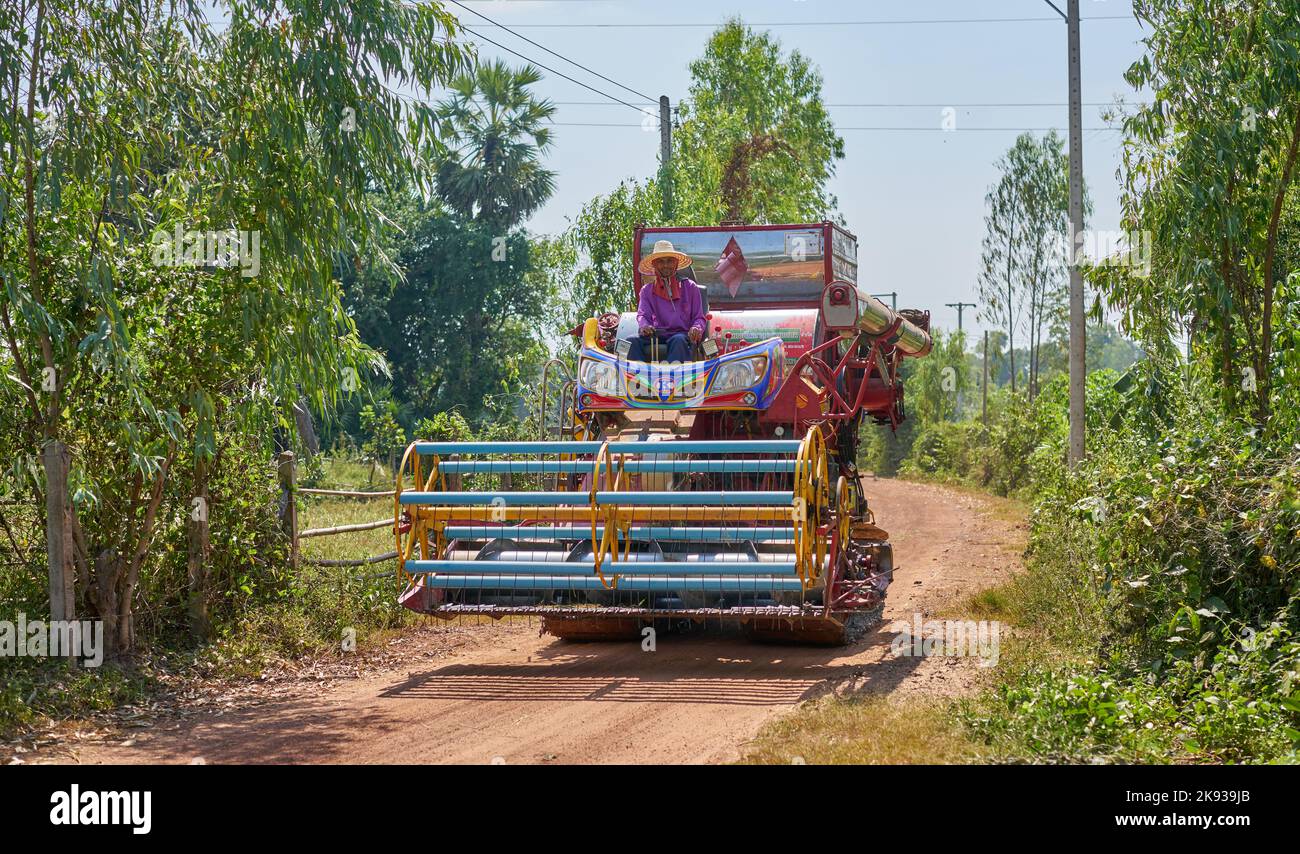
left=1, top=657, right=154, bottom=743
left=948, top=515, right=1300, bottom=764
left=960, top=586, right=1014, bottom=621
left=938, top=526, right=1131, bottom=763
left=739, top=694, right=986, bottom=764
left=305, top=455, right=394, bottom=491
left=299, top=495, right=396, bottom=564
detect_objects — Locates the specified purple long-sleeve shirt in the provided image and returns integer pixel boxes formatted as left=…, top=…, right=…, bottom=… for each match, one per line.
left=636, top=276, right=707, bottom=337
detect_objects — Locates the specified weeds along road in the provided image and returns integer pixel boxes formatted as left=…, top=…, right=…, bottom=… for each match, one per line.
left=40, top=479, right=1024, bottom=766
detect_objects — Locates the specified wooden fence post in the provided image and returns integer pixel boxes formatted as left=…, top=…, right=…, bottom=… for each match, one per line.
left=187, top=456, right=212, bottom=639
left=278, top=451, right=298, bottom=570
left=43, top=440, right=74, bottom=628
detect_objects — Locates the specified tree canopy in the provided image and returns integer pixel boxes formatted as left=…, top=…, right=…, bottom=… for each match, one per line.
left=675, top=19, right=844, bottom=224
left=564, top=19, right=845, bottom=320
left=434, top=59, right=558, bottom=229
left=1096, top=0, right=1300, bottom=426
left=341, top=199, right=550, bottom=427
left=0, top=0, right=471, bottom=653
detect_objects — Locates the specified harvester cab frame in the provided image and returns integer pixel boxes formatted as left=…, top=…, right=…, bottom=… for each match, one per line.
left=575, top=222, right=931, bottom=439
left=393, top=221, right=931, bottom=645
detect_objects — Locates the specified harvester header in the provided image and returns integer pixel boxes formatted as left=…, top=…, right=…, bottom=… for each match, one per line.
left=394, top=221, right=931, bottom=644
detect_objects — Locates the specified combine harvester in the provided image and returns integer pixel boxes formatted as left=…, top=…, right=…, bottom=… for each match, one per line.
left=394, top=223, right=931, bottom=644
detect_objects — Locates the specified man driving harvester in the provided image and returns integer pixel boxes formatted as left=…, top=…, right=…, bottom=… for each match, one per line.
left=630, top=239, right=707, bottom=363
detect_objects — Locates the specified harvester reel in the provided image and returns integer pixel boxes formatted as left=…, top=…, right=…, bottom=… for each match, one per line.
left=394, top=437, right=857, bottom=634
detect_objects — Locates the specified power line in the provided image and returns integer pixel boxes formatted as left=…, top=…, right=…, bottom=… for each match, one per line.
left=457, top=16, right=1135, bottom=29
left=458, top=24, right=650, bottom=113
left=550, top=122, right=1120, bottom=131
left=548, top=101, right=1140, bottom=108
left=391, top=90, right=1126, bottom=130
left=447, top=0, right=658, bottom=104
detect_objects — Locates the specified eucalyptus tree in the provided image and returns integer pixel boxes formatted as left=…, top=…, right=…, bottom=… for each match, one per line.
left=0, top=0, right=470, bottom=653
left=979, top=152, right=1025, bottom=395
left=1097, top=0, right=1300, bottom=425
left=1017, top=131, right=1085, bottom=399
left=979, top=132, right=1085, bottom=398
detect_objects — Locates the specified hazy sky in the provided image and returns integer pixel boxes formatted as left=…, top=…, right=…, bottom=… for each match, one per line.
left=443, top=0, right=1151, bottom=337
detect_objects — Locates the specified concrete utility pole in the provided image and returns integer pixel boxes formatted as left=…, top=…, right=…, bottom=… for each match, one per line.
left=982, top=330, right=990, bottom=426
left=659, top=95, right=674, bottom=221
left=945, top=302, right=977, bottom=334
left=943, top=302, right=976, bottom=421
left=1065, top=0, right=1087, bottom=465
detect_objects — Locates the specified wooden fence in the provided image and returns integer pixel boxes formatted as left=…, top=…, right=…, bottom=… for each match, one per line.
left=277, top=451, right=398, bottom=569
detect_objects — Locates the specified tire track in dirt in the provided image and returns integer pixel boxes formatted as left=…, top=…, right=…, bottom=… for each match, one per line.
left=39, top=478, right=1025, bottom=765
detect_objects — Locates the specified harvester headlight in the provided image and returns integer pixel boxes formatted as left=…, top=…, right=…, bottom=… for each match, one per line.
left=711, top=356, right=767, bottom=393
left=579, top=358, right=619, bottom=396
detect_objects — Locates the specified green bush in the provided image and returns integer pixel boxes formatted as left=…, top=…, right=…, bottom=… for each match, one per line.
left=967, top=615, right=1300, bottom=764
left=887, top=371, right=1121, bottom=497
left=1029, top=387, right=1300, bottom=661
left=968, top=361, right=1300, bottom=763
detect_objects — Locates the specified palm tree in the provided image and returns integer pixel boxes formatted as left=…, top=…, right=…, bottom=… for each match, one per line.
left=434, top=60, right=557, bottom=228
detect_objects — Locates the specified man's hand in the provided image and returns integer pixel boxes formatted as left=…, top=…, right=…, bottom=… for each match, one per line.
left=687, top=328, right=703, bottom=344
left=639, top=325, right=655, bottom=337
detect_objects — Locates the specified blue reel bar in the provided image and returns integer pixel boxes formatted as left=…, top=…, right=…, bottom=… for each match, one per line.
left=405, top=559, right=797, bottom=576
left=431, top=459, right=796, bottom=474
left=411, top=440, right=799, bottom=455
left=441, top=526, right=797, bottom=542
left=410, top=576, right=809, bottom=592
left=400, top=490, right=794, bottom=506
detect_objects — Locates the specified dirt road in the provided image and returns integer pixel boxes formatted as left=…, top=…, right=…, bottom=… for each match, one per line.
left=41, top=479, right=1023, bottom=765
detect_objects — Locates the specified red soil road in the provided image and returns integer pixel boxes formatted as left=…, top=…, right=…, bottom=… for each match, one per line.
left=43, top=479, right=1024, bottom=766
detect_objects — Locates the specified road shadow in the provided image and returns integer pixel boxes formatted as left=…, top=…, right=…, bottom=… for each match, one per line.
left=379, top=622, right=923, bottom=706
left=58, top=624, right=925, bottom=765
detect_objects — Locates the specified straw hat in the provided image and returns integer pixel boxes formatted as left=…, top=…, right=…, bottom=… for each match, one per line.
left=637, top=239, right=693, bottom=275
